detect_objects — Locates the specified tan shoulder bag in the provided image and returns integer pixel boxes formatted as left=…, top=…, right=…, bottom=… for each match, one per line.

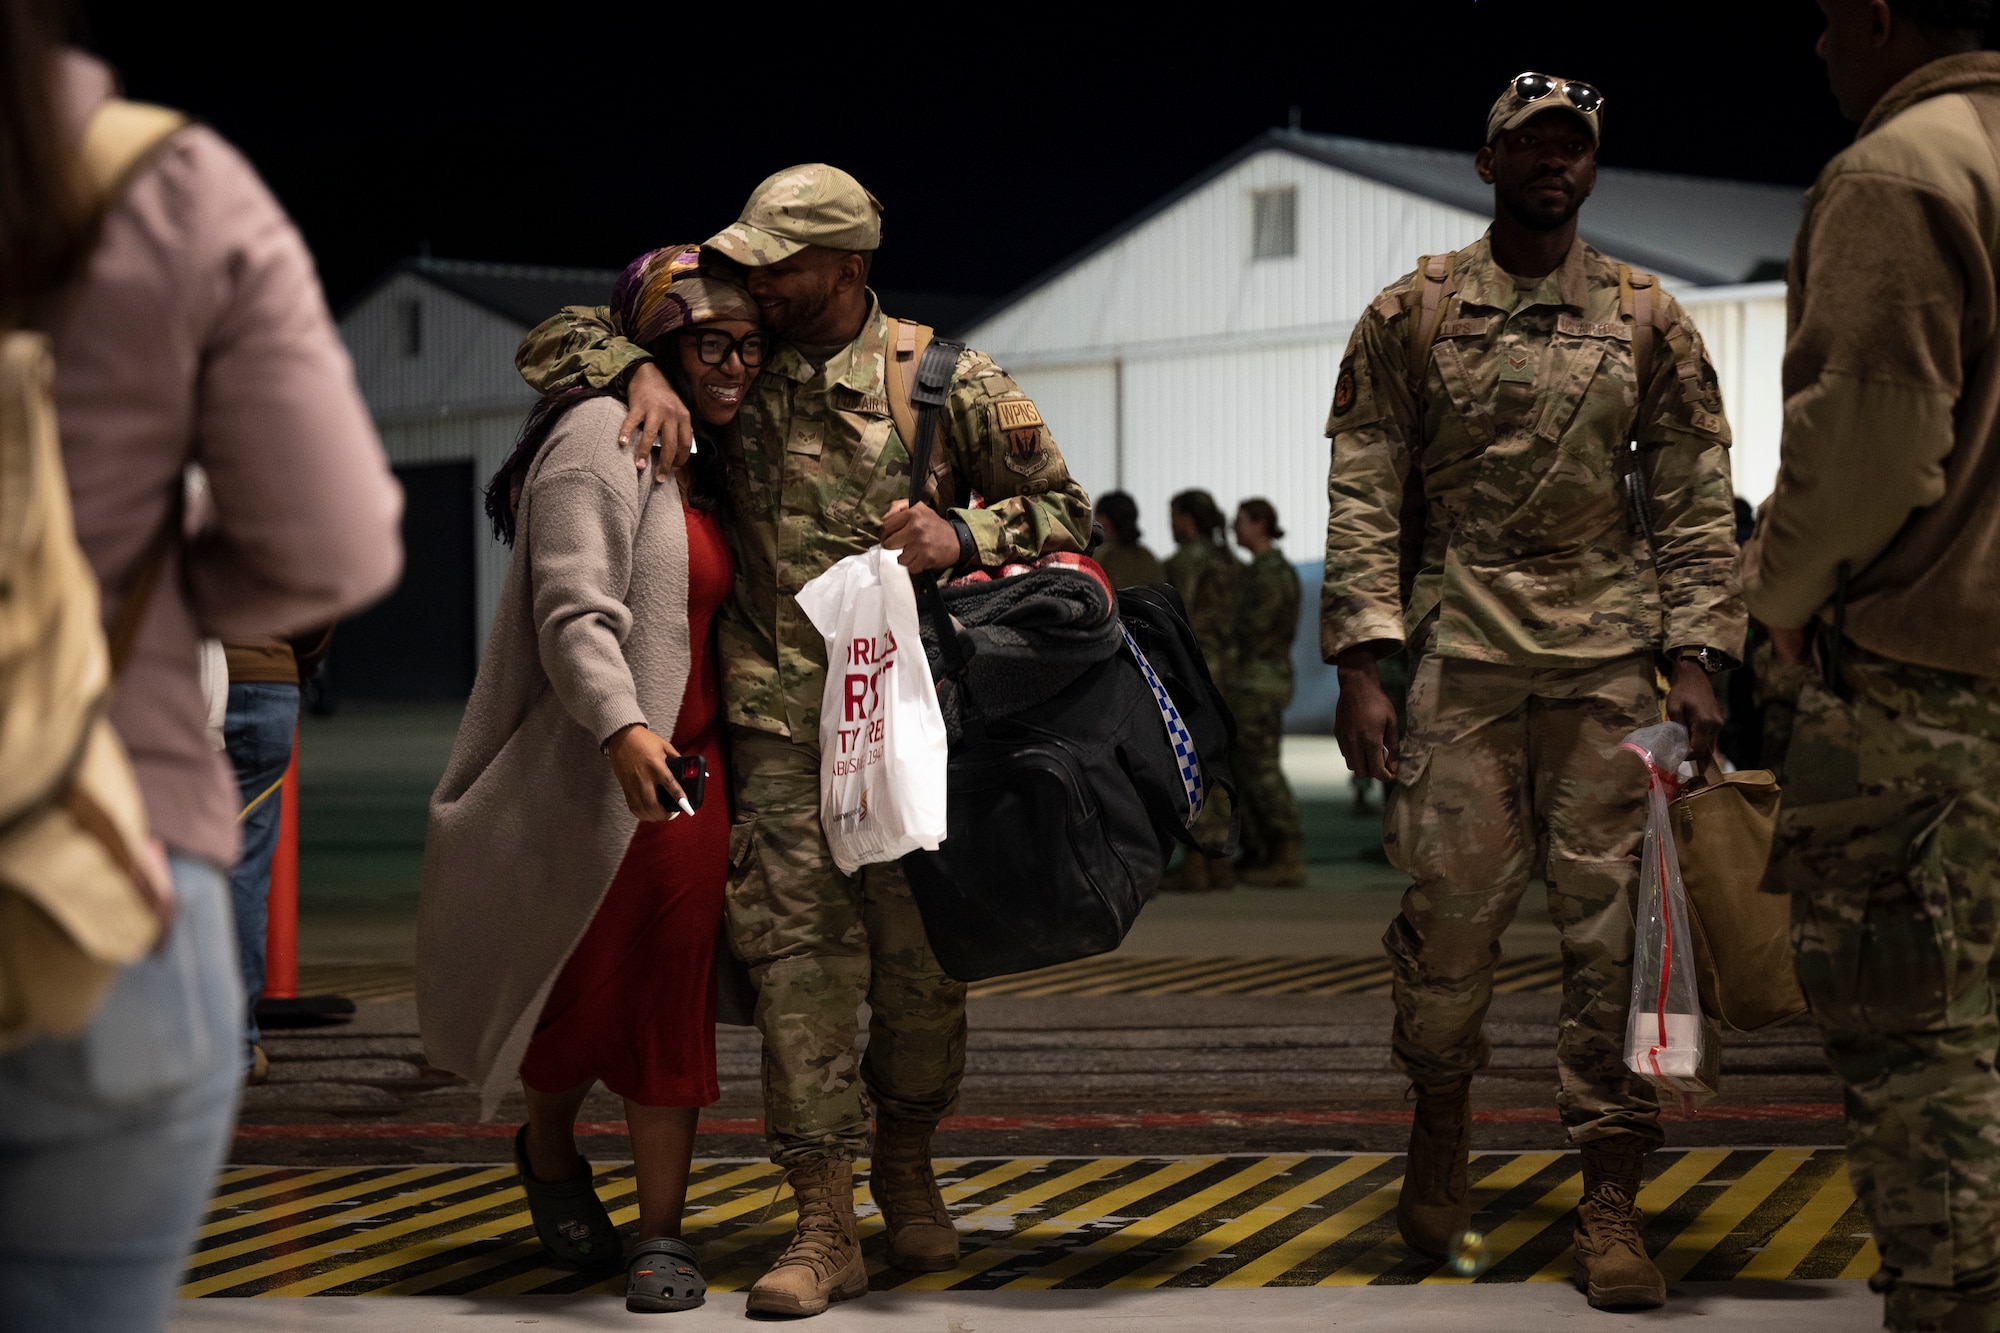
left=1675, top=761, right=1804, bottom=1032
left=0, top=98, right=188, bottom=1053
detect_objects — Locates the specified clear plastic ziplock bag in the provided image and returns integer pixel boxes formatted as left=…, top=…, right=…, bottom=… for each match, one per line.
left=1619, top=721, right=1715, bottom=1098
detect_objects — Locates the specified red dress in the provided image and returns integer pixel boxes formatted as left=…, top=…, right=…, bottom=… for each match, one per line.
left=519, top=503, right=733, bottom=1108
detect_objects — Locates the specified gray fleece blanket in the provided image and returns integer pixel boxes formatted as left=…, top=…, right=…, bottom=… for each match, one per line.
left=918, top=568, right=1121, bottom=739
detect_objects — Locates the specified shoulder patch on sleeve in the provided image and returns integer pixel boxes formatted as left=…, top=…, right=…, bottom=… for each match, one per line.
left=994, top=396, right=1052, bottom=474
left=1331, top=356, right=1358, bottom=417
left=994, top=399, right=1045, bottom=433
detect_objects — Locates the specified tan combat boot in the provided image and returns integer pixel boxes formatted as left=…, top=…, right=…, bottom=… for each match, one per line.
left=745, top=1157, right=869, bottom=1318
left=1573, top=1140, right=1665, bottom=1310
left=1396, top=1079, right=1471, bottom=1258
left=871, top=1116, right=960, bottom=1272
left=1239, top=836, right=1305, bottom=887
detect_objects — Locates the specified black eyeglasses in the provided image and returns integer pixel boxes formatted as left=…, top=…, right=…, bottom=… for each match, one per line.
left=685, top=329, right=770, bottom=369
left=1511, top=72, right=1604, bottom=116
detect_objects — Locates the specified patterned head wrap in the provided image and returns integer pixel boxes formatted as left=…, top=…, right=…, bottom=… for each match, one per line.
left=609, top=245, right=760, bottom=346
left=484, top=246, right=760, bottom=545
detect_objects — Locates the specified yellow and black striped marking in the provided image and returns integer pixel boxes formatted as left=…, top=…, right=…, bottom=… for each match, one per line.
left=966, top=952, right=1565, bottom=998
left=184, top=1149, right=1873, bottom=1298
left=296, top=956, right=1568, bottom=1005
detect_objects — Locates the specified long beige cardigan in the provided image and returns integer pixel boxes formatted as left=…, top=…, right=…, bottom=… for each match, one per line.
left=416, top=397, right=689, bottom=1117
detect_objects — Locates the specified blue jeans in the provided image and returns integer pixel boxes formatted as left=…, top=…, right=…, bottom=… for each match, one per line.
left=222, top=682, right=299, bottom=1056
left=0, top=856, right=241, bottom=1333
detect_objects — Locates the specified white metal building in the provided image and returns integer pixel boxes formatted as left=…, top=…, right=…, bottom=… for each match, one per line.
left=337, top=140, right=1800, bottom=700
left=964, top=128, right=1802, bottom=567
left=337, top=258, right=614, bottom=693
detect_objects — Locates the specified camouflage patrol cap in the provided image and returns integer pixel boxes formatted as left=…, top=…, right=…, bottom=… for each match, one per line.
left=1486, top=73, right=1603, bottom=146
left=704, top=164, right=884, bottom=267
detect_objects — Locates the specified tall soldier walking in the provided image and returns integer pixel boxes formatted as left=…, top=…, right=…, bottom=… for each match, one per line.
left=1747, top=5, right=2000, bottom=1329
left=1323, top=77, right=1744, bottom=1309
left=515, top=165, right=1090, bottom=1317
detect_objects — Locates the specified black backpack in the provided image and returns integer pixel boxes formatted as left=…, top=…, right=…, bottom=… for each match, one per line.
left=894, top=340, right=1237, bottom=982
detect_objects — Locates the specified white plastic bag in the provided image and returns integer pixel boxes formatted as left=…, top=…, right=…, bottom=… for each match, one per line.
left=1619, top=721, right=1714, bottom=1097
left=794, top=546, right=950, bottom=874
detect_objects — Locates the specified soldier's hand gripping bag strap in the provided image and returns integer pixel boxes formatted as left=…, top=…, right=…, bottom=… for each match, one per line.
left=896, top=341, right=1238, bottom=982
left=1674, top=760, right=1803, bottom=1032
left=0, top=100, right=185, bottom=1054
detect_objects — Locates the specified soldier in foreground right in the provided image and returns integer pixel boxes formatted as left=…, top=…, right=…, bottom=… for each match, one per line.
left=1324, top=76, right=1743, bottom=1310
left=1744, top=4, right=2000, bottom=1329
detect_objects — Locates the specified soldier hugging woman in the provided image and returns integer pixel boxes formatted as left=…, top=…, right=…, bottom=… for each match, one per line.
left=478, top=165, right=1091, bottom=1318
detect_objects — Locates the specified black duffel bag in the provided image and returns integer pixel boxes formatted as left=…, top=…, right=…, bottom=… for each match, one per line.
left=893, top=342, right=1236, bottom=982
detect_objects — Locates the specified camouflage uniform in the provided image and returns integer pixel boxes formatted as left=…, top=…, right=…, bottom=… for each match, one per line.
left=1773, top=648, right=2000, bottom=1329
left=1165, top=538, right=1245, bottom=862
left=1322, top=234, right=1744, bottom=1145
left=1231, top=549, right=1302, bottom=865
left=1094, top=537, right=1165, bottom=591
left=1164, top=539, right=1243, bottom=692
left=516, top=294, right=1090, bottom=1163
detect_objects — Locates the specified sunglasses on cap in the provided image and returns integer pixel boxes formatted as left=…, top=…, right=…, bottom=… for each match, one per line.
left=685, top=328, right=771, bottom=369
left=1510, top=72, right=1604, bottom=116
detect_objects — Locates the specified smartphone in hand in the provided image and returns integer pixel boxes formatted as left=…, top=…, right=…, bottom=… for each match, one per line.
left=656, top=753, right=707, bottom=815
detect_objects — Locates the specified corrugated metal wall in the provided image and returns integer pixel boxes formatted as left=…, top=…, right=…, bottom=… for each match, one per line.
left=1678, top=283, right=1789, bottom=506
left=975, top=148, right=1494, bottom=361
left=340, top=275, right=537, bottom=660
left=975, top=149, right=1790, bottom=562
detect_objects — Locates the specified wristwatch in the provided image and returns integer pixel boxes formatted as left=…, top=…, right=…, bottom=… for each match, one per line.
left=1675, top=646, right=1722, bottom=674
left=947, top=515, right=977, bottom=572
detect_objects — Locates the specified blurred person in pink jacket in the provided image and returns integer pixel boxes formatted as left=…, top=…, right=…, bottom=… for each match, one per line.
left=0, top=3, right=403, bottom=1330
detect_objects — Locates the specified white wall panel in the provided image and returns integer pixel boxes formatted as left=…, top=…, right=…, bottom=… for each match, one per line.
left=971, top=149, right=1489, bottom=363
left=342, top=274, right=535, bottom=420
left=1119, top=339, right=1344, bottom=565
left=1679, top=283, right=1787, bottom=504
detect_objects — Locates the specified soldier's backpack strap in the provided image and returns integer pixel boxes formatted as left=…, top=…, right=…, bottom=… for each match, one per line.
left=1392, top=253, right=1457, bottom=605
left=1617, top=263, right=1665, bottom=566
left=1404, top=252, right=1460, bottom=398
left=884, top=318, right=934, bottom=454
left=1619, top=263, right=1658, bottom=392
left=899, top=328, right=972, bottom=690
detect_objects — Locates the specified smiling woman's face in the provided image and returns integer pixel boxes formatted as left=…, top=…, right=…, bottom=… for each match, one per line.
left=676, top=318, right=765, bottom=425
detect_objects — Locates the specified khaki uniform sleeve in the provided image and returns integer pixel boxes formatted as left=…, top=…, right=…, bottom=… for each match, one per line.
left=515, top=305, right=653, bottom=394
left=1637, top=294, right=1746, bottom=662
left=1321, top=299, right=1417, bottom=661
left=1740, top=174, right=1966, bottom=630
left=941, top=348, right=1092, bottom=564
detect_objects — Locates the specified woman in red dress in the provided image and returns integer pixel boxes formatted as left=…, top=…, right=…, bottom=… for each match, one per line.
left=424, top=245, right=764, bottom=1313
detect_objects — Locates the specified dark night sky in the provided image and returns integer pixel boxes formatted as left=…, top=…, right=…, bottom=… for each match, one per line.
left=74, top=3, right=1931, bottom=311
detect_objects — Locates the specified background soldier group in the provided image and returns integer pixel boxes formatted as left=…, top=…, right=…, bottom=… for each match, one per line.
left=1093, top=488, right=1305, bottom=893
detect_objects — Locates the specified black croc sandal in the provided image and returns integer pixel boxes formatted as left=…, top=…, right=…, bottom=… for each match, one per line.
left=512, top=1125, right=621, bottom=1274
left=626, top=1237, right=706, bottom=1313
